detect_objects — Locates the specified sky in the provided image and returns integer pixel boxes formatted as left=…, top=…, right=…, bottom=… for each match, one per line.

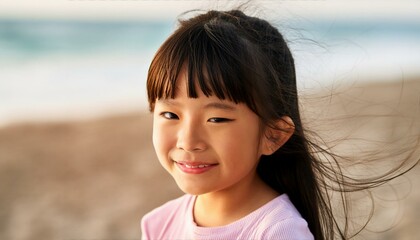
left=0, top=0, right=419, bottom=21
left=1, top=0, right=419, bottom=125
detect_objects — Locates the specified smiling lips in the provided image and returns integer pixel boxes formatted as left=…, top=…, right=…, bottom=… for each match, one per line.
left=174, top=161, right=218, bottom=174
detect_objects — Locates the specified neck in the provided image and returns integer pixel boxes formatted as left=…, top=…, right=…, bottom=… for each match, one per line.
left=193, top=173, right=279, bottom=227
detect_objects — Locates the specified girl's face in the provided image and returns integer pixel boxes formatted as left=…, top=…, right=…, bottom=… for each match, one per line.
left=152, top=69, right=269, bottom=195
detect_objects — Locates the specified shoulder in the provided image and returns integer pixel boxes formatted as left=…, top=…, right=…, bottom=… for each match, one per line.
left=261, top=217, right=314, bottom=240
left=258, top=194, right=314, bottom=240
left=141, top=194, right=194, bottom=239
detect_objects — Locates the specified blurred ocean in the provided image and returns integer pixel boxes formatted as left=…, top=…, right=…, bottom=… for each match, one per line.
left=1, top=18, right=420, bottom=125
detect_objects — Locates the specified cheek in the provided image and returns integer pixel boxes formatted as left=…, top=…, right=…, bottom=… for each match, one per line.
left=152, top=124, right=172, bottom=173
left=152, top=122, right=165, bottom=154
left=221, top=125, right=262, bottom=159
left=152, top=121, right=158, bottom=149
left=152, top=121, right=176, bottom=159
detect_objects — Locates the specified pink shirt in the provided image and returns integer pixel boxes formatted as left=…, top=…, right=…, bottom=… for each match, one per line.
left=141, top=194, right=314, bottom=240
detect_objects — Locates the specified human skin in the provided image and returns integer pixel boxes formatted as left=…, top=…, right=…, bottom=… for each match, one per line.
left=151, top=68, right=293, bottom=227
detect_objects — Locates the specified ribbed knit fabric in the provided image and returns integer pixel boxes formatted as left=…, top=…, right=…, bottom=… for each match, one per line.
left=141, top=194, right=314, bottom=240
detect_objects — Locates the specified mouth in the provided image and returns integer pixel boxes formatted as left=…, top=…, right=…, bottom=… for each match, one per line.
left=183, top=163, right=213, bottom=169
left=173, top=160, right=218, bottom=174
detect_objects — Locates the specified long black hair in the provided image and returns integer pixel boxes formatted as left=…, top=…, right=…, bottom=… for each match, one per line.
left=146, top=9, right=419, bottom=239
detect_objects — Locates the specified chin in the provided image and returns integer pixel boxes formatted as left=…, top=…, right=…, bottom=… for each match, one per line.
left=176, top=182, right=211, bottom=196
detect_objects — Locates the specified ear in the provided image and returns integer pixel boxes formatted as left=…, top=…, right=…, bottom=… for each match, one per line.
left=260, top=116, right=295, bottom=156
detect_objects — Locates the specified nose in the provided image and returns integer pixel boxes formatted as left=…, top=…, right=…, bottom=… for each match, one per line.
left=176, top=120, right=207, bottom=152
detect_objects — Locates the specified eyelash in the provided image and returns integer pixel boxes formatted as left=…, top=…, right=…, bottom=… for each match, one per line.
left=159, top=112, right=233, bottom=123
left=160, top=112, right=178, bottom=120
left=208, top=118, right=233, bottom=123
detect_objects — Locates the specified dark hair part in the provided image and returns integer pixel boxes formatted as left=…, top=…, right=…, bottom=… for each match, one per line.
left=147, top=10, right=419, bottom=240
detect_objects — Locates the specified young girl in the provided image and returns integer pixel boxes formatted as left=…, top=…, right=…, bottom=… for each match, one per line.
left=141, top=9, right=418, bottom=240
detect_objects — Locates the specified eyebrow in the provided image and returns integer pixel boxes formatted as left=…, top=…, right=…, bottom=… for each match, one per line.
left=158, top=99, right=236, bottom=111
left=204, top=102, right=236, bottom=111
left=158, top=99, right=179, bottom=107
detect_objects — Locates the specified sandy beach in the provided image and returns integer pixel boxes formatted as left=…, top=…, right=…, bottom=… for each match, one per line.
left=0, top=79, right=419, bottom=240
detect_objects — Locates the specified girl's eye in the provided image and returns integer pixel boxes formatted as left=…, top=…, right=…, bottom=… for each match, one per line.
left=208, top=118, right=233, bottom=123
left=160, top=112, right=179, bottom=120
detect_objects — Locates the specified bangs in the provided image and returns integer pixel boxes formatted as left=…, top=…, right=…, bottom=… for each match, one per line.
left=147, top=17, right=261, bottom=112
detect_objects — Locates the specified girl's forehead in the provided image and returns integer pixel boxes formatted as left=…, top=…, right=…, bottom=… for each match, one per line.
left=173, top=68, right=206, bottom=98
left=164, top=64, right=248, bottom=107
left=164, top=70, right=234, bottom=105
